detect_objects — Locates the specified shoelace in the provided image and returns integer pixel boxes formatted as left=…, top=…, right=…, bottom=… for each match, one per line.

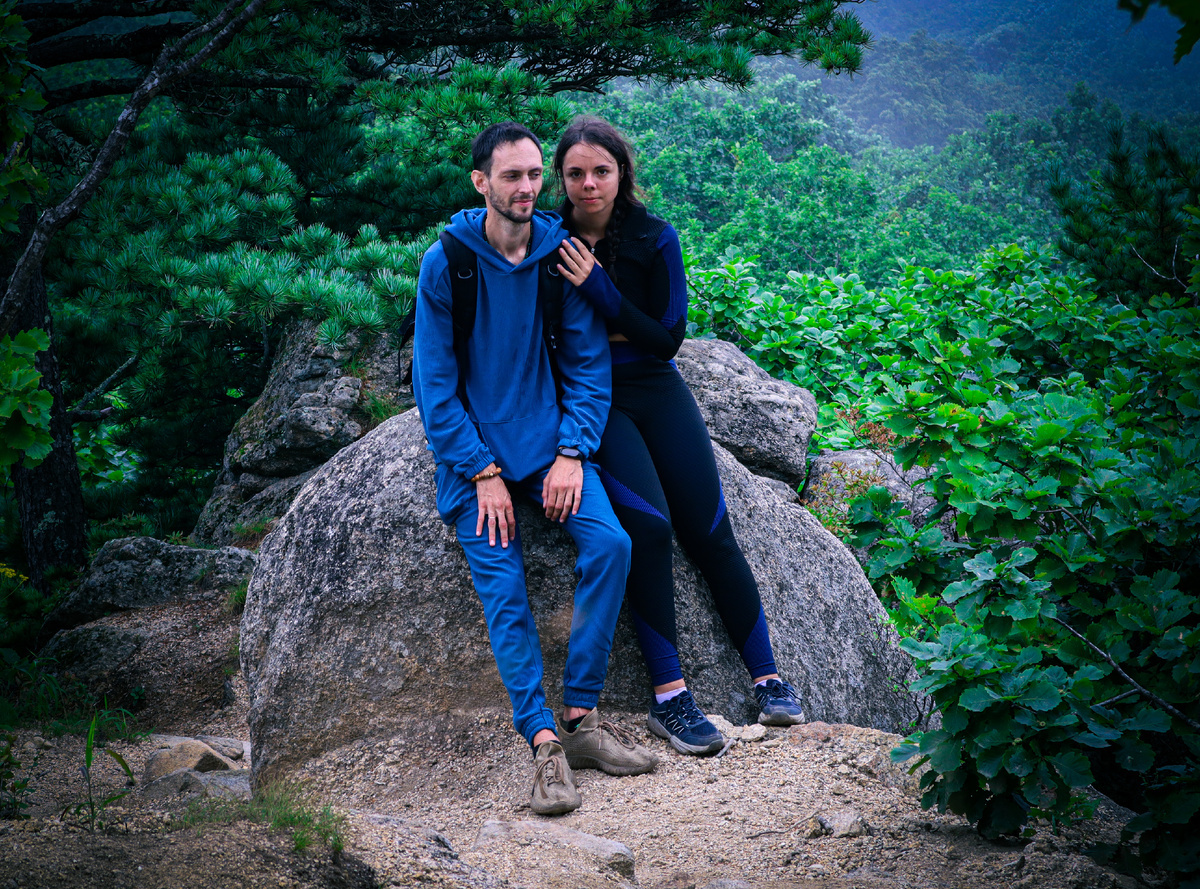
left=535, top=752, right=566, bottom=787
left=665, top=692, right=707, bottom=730
left=598, top=720, right=638, bottom=749
left=760, top=679, right=799, bottom=703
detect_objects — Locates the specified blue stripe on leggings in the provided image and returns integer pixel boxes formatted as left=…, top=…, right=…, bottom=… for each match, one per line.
left=709, top=482, right=727, bottom=535
left=740, top=606, right=777, bottom=679
left=631, top=610, right=684, bottom=687
left=599, top=466, right=668, bottom=522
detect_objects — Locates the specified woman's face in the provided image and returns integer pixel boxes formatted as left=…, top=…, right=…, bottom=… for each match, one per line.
left=561, top=141, right=621, bottom=224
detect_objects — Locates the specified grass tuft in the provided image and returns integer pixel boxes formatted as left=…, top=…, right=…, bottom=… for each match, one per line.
left=181, top=779, right=345, bottom=855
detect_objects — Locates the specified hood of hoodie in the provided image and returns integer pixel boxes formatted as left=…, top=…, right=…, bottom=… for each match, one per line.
left=444, top=207, right=565, bottom=272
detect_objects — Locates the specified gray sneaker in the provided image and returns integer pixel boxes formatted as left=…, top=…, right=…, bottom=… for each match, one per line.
left=530, top=740, right=581, bottom=816
left=558, top=709, right=658, bottom=776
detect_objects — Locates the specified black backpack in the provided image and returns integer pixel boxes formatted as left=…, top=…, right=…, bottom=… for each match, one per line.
left=398, top=230, right=565, bottom=408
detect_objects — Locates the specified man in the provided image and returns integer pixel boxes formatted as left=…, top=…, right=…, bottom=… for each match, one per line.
left=412, top=122, right=657, bottom=815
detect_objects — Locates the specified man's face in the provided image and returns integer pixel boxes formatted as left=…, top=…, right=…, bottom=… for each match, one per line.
left=472, top=138, right=544, bottom=225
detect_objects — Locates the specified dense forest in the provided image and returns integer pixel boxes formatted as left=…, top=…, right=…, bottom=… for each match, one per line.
left=2, top=0, right=1197, bottom=882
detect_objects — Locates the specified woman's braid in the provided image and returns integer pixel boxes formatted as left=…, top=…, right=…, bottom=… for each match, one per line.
left=605, top=201, right=627, bottom=287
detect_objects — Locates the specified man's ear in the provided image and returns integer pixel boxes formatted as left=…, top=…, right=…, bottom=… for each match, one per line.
left=471, top=169, right=488, bottom=196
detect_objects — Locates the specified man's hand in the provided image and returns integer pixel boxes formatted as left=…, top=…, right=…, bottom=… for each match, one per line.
left=542, top=455, right=583, bottom=522
left=476, top=475, right=515, bottom=547
left=557, top=237, right=599, bottom=286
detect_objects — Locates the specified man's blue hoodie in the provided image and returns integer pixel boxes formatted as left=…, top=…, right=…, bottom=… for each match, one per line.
left=412, top=208, right=611, bottom=494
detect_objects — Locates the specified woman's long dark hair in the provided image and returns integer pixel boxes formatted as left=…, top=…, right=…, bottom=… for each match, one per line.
left=553, top=116, right=645, bottom=279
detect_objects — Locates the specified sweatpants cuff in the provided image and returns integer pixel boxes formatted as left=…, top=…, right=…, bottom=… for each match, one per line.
left=517, top=707, right=557, bottom=749
left=562, top=687, right=600, bottom=711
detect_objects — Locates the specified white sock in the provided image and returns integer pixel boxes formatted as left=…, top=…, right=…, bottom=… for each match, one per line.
left=654, top=687, right=686, bottom=704
left=755, top=678, right=774, bottom=687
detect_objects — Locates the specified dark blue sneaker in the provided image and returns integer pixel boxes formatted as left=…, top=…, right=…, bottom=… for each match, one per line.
left=754, top=678, right=805, bottom=726
left=647, top=689, right=725, bottom=756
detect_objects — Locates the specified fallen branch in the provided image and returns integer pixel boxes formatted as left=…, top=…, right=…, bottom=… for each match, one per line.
left=67, top=353, right=138, bottom=415
left=747, top=812, right=818, bottom=839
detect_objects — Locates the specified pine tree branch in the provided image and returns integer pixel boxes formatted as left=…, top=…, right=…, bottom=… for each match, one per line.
left=1052, top=617, right=1200, bottom=733
left=41, top=69, right=310, bottom=111
left=34, top=118, right=94, bottom=171
left=66, top=407, right=116, bottom=423
left=67, top=354, right=138, bottom=415
left=16, top=0, right=190, bottom=22
left=1129, top=241, right=1186, bottom=288
left=1, top=0, right=267, bottom=337
left=19, top=1, right=194, bottom=44
left=171, top=69, right=313, bottom=92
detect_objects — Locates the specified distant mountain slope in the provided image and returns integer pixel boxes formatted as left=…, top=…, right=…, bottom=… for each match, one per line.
left=783, top=0, right=1199, bottom=147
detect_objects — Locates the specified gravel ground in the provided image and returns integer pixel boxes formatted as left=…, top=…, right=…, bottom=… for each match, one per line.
left=0, top=672, right=1149, bottom=889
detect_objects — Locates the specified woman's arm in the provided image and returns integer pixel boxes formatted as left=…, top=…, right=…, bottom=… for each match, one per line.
left=610, top=224, right=687, bottom=360
left=561, top=225, right=688, bottom=361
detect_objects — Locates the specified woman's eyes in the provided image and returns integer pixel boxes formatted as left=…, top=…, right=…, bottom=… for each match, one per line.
left=567, top=168, right=611, bottom=178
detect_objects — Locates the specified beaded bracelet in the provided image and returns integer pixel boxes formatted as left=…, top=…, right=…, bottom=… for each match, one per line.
left=470, top=465, right=502, bottom=483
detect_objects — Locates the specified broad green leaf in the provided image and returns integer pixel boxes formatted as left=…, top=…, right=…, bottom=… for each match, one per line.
left=960, top=686, right=1001, bottom=712
left=1119, top=708, right=1171, bottom=733
left=1032, top=422, right=1069, bottom=448
left=1015, top=681, right=1061, bottom=711
left=1050, top=750, right=1094, bottom=787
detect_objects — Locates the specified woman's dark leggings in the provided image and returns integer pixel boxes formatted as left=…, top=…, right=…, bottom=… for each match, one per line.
left=594, top=360, right=778, bottom=688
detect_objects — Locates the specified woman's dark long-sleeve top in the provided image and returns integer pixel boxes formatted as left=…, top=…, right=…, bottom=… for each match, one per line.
left=562, top=204, right=688, bottom=365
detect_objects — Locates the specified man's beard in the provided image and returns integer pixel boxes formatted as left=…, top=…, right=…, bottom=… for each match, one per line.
left=492, top=193, right=536, bottom=224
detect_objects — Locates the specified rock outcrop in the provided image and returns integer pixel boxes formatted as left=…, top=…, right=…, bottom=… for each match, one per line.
left=193, top=320, right=410, bottom=546
left=47, top=537, right=255, bottom=633
left=242, top=404, right=923, bottom=783
left=41, top=599, right=241, bottom=727
left=675, top=339, right=817, bottom=489
left=802, top=449, right=938, bottom=525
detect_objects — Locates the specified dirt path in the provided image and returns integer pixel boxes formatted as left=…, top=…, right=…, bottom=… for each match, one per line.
left=0, top=690, right=1144, bottom=889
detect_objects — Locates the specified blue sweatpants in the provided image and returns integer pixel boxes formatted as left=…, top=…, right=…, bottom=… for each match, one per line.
left=435, top=462, right=631, bottom=746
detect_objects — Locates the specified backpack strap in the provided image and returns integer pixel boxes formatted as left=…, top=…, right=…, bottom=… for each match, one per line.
left=539, top=253, right=565, bottom=399
left=438, top=230, right=479, bottom=409
left=395, top=231, right=478, bottom=390
left=405, top=229, right=566, bottom=406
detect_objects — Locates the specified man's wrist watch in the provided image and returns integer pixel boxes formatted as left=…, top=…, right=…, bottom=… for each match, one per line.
left=556, top=446, right=583, bottom=460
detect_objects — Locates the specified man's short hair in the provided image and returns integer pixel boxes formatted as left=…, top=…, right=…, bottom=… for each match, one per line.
left=472, top=122, right=542, bottom=175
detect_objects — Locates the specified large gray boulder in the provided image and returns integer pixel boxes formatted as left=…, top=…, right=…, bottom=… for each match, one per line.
left=193, top=320, right=410, bottom=546
left=675, top=339, right=816, bottom=489
left=47, top=537, right=255, bottom=633
left=242, top=410, right=923, bottom=784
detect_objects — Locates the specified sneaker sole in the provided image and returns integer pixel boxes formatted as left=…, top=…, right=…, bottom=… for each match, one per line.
left=530, top=796, right=581, bottom=816
left=646, top=714, right=725, bottom=756
left=564, top=752, right=656, bottom=776
left=758, top=709, right=805, bottom=727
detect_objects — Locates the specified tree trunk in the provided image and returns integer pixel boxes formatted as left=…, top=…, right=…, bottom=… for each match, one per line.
left=8, top=210, right=87, bottom=592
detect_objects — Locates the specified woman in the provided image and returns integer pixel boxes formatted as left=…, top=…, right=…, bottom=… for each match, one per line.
left=552, top=116, right=805, bottom=755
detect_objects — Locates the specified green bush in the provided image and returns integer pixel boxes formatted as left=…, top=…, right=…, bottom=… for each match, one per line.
left=848, top=248, right=1199, bottom=879
left=0, top=331, right=52, bottom=470
left=689, top=238, right=1199, bottom=881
